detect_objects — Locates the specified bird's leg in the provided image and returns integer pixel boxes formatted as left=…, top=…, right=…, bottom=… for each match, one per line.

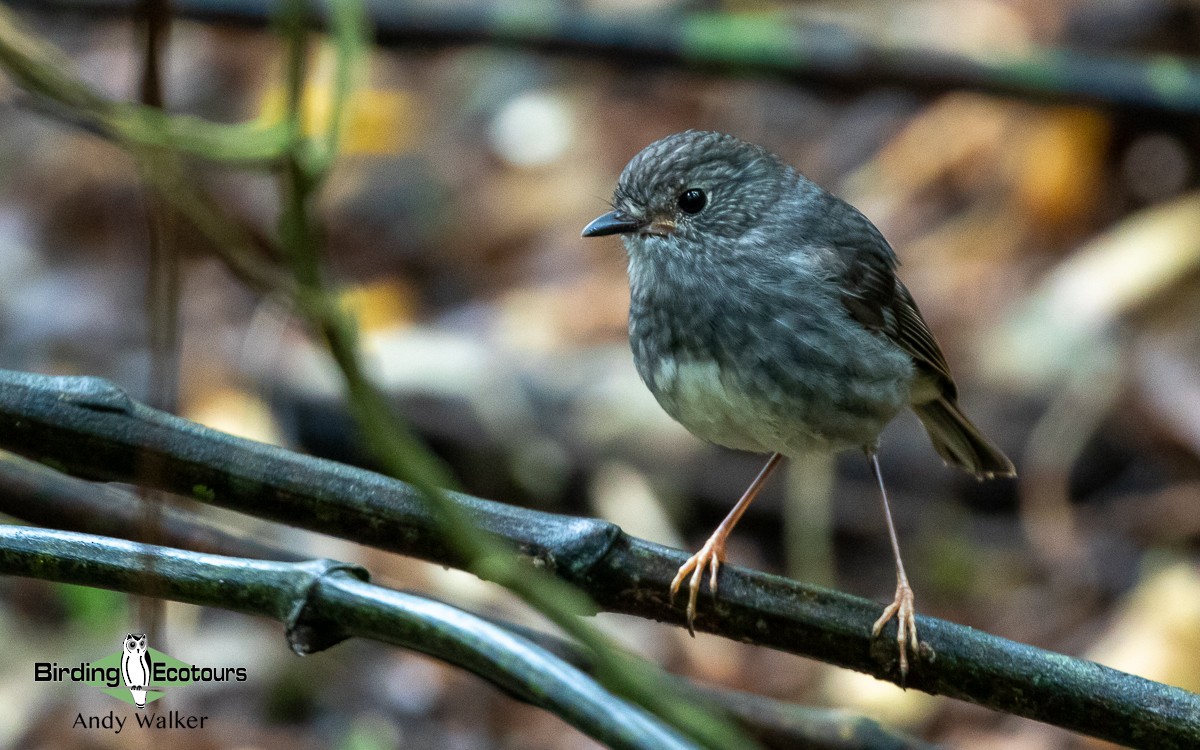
left=866, top=450, right=920, bottom=678
left=671, top=452, right=784, bottom=635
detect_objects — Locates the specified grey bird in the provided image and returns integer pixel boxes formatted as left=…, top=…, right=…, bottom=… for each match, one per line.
left=582, top=130, right=1015, bottom=676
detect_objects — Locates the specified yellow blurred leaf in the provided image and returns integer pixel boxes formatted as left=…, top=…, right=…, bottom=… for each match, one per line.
left=341, top=88, right=420, bottom=154
left=260, top=84, right=419, bottom=155
left=185, top=387, right=285, bottom=446
left=339, top=277, right=418, bottom=334
left=1014, top=107, right=1109, bottom=229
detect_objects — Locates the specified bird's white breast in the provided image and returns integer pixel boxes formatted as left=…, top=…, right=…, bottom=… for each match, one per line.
left=648, top=356, right=827, bottom=455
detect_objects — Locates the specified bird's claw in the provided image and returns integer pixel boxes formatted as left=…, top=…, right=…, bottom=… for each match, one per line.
left=872, top=581, right=919, bottom=679
left=669, top=536, right=725, bottom=636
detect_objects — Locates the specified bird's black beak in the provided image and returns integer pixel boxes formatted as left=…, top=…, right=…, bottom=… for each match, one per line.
left=581, top=210, right=644, bottom=238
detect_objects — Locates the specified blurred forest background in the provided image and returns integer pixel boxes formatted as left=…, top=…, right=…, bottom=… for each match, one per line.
left=1, top=0, right=1200, bottom=748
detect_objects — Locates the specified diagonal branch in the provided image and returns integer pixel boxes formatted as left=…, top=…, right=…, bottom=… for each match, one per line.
left=0, top=368, right=1196, bottom=748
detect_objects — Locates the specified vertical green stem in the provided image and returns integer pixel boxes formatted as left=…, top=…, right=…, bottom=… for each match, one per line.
left=268, top=2, right=754, bottom=746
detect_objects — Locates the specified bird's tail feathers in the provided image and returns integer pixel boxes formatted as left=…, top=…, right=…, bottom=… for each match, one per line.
left=913, top=397, right=1015, bottom=479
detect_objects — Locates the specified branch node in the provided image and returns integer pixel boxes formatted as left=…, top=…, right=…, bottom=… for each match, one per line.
left=286, top=559, right=369, bottom=655
left=536, top=516, right=621, bottom=580
left=56, top=374, right=135, bottom=414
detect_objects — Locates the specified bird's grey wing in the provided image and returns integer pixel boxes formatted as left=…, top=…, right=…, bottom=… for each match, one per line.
left=887, top=281, right=956, bottom=396
left=829, top=210, right=956, bottom=395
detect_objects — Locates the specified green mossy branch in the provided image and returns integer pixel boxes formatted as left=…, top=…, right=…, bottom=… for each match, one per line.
left=13, top=0, right=1200, bottom=117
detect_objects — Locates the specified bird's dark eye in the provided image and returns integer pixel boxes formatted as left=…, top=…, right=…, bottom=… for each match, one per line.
left=677, top=188, right=707, bottom=214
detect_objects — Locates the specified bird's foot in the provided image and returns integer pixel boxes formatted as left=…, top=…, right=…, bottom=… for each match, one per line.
left=871, top=580, right=920, bottom=679
left=669, top=535, right=727, bottom=636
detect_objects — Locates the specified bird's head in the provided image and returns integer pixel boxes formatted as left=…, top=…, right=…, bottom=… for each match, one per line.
left=582, top=130, right=792, bottom=253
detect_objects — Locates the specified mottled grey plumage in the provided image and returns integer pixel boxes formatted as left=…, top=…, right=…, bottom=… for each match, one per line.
left=590, top=130, right=1013, bottom=476
left=583, top=130, right=1014, bottom=677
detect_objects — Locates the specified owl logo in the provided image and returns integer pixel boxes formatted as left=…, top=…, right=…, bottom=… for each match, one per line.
left=120, top=634, right=151, bottom=709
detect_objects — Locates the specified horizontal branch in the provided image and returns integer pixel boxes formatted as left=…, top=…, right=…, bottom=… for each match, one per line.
left=0, top=526, right=696, bottom=750
left=0, top=369, right=1196, bottom=747
left=12, top=0, right=1200, bottom=118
